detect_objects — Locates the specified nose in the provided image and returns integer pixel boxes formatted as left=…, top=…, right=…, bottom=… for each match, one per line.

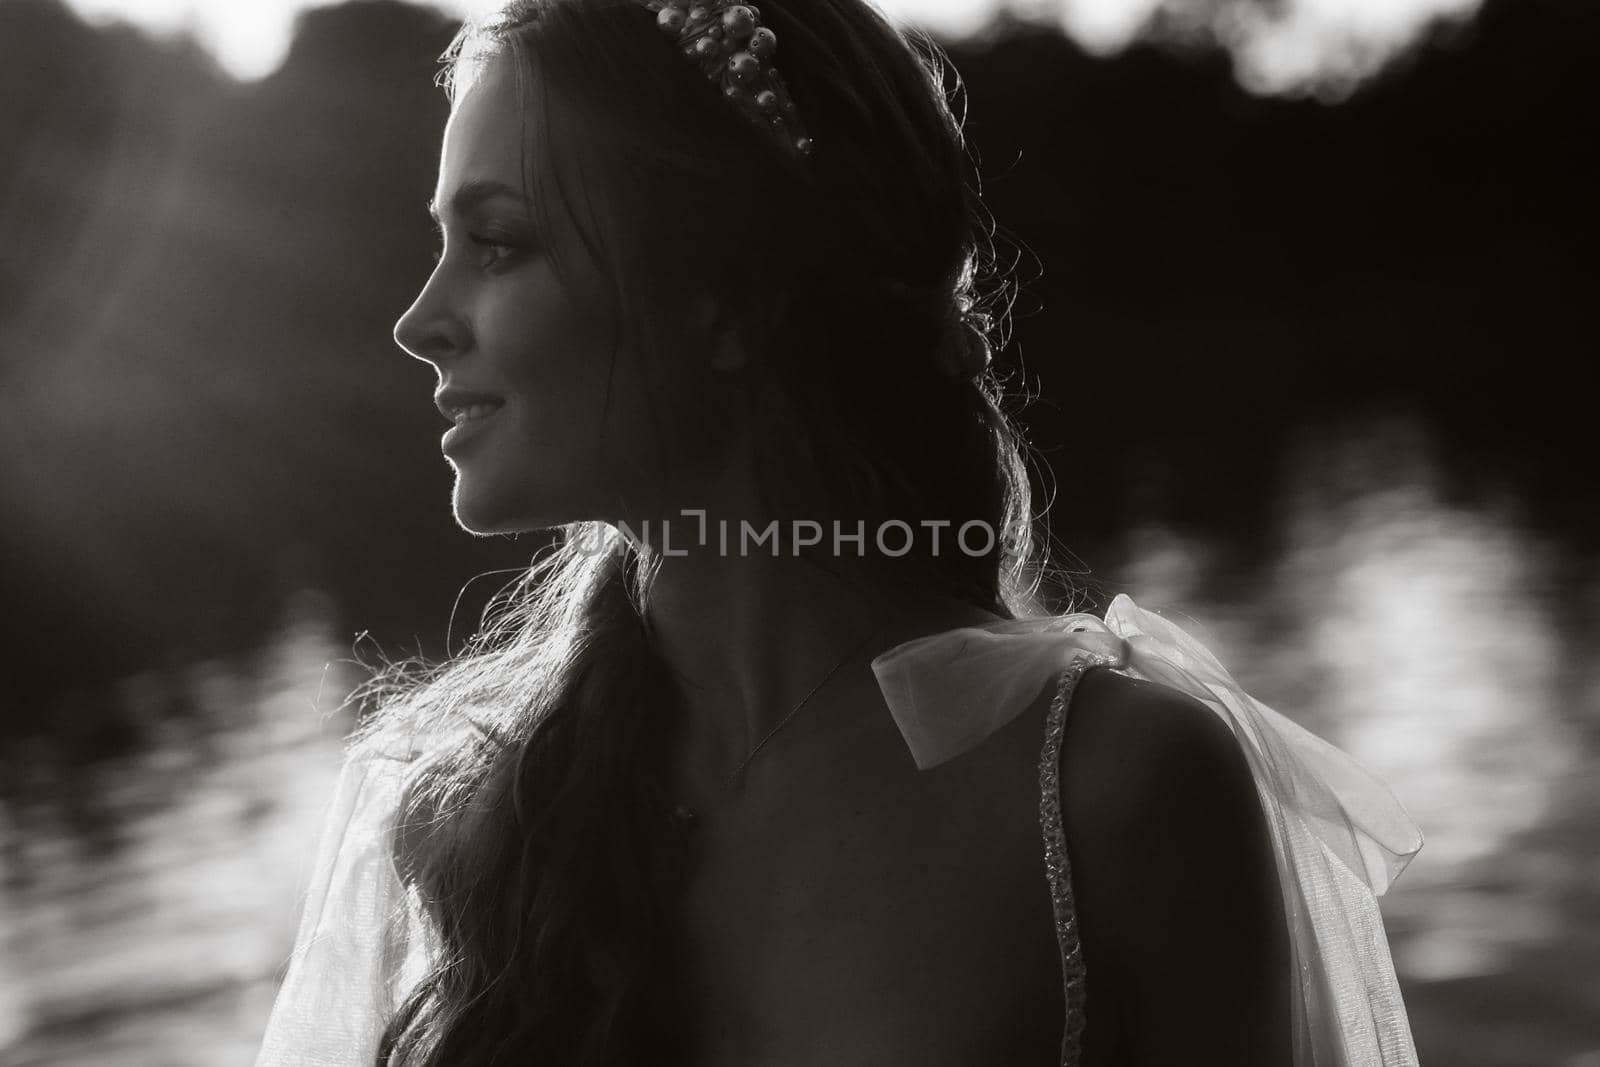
left=393, top=269, right=470, bottom=365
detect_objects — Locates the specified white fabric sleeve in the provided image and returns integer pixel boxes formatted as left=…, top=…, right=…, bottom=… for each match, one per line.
left=255, top=746, right=435, bottom=1067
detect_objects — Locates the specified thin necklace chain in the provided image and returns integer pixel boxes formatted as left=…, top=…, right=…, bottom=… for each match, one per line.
left=672, top=624, right=885, bottom=827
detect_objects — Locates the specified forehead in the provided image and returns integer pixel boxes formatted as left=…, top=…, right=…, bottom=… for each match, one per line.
left=436, top=53, right=526, bottom=202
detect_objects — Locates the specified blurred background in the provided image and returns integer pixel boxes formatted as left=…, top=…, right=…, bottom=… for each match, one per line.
left=0, top=0, right=1595, bottom=1062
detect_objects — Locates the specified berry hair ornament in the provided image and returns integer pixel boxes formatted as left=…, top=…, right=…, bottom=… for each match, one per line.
left=636, top=0, right=817, bottom=160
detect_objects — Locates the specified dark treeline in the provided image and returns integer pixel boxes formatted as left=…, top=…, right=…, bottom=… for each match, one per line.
left=0, top=0, right=1593, bottom=721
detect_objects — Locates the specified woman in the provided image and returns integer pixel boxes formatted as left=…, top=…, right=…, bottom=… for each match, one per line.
left=256, top=0, right=1424, bottom=1063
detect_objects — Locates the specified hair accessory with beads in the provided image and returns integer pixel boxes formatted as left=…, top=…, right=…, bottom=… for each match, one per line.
left=634, top=0, right=816, bottom=161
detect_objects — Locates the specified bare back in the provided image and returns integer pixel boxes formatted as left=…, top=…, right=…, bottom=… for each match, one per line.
left=661, top=667, right=1074, bottom=1066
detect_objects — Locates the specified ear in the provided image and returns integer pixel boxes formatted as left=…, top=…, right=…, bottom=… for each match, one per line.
left=689, top=292, right=748, bottom=374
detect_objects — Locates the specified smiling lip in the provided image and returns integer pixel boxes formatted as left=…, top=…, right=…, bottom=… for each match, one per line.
left=442, top=410, right=498, bottom=453
left=438, top=396, right=506, bottom=454
left=434, top=386, right=505, bottom=423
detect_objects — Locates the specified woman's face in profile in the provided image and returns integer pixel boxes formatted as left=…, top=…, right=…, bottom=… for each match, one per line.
left=392, top=52, right=657, bottom=534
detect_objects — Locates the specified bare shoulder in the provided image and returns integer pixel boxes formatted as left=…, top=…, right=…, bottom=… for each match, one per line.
left=1056, top=666, right=1294, bottom=1063
left=1059, top=666, right=1261, bottom=838
left=1056, top=665, right=1273, bottom=932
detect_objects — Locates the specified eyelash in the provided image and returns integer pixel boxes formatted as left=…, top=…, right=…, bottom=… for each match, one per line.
left=430, top=227, right=525, bottom=269
left=470, top=234, right=521, bottom=268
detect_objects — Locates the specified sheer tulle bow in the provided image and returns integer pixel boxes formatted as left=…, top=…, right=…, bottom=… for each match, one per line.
left=869, top=593, right=1424, bottom=1066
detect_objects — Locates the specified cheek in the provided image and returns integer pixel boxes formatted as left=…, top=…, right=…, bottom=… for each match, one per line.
left=486, top=291, right=663, bottom=473
left=487, top=291, right=608, bottom=416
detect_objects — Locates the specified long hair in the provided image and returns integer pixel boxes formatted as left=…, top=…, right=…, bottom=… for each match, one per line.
left=359, top=0, right=1075, bottom=1061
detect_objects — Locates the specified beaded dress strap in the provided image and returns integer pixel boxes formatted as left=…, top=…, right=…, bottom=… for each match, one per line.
left=1037, top=651, right=1125, bottom=1067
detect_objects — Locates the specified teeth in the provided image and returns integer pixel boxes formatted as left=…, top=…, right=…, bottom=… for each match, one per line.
left=452, top=402, right=500, bottom=425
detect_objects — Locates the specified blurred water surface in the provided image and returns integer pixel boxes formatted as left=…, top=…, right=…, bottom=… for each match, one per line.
left=1, top=415, right=1596, bottom=1066
left=0, top=592, right=357, bottom=1067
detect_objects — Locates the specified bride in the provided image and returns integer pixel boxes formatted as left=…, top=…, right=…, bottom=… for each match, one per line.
left=256, top=0, right=1424, bottom=1062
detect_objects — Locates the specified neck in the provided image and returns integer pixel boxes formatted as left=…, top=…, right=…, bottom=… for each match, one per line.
left=623, top=412, right=1004, bottom=796
left=642, top=541, right=1003, bottom=787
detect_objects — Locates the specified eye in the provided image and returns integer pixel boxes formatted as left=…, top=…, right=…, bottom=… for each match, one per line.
left=470, top=234, right=522, bottom=269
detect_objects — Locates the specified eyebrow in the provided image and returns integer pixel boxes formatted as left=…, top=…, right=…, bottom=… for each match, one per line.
left=426, top=179, right=531, bottom=223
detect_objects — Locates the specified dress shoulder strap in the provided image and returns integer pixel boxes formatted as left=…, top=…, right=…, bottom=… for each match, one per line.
left=1036, top=651, right=1129, bottom=1067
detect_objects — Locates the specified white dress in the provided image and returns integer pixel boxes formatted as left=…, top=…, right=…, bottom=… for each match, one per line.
left=256, top=594, right=1424, bottom=1065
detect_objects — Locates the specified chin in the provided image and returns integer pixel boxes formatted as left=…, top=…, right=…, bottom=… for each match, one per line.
left=451, top=476, right=588, bottom=537
left=450, top=481, right=531, bottom=535
left=454, top=512, right=520, bottom=537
